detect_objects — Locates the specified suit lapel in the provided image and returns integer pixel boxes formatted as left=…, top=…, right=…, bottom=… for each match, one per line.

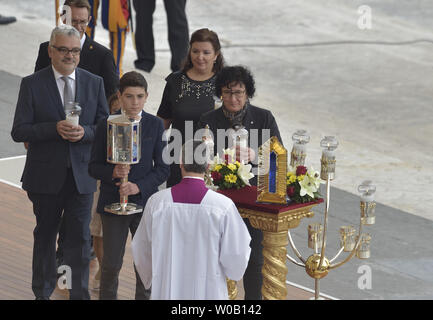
left=75, top=68, right=81, bottom=104
left=78, top=35, right=93, bottom=70
left=45, top=67, right=66, bottom=119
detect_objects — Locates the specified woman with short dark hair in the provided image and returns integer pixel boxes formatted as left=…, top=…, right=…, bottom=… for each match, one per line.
left=198, top=65, right=283, bottom=300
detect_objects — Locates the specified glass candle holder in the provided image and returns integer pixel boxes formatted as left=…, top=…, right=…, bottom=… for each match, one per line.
left=202, top=125, right=215, bottom=187
left=320, top=136, right=338, bottom=180
left=358, top=180, right=376, bottom=225
left=356, top=233, right=371, bottom=259
left=290, top=129, right=310, bottom=168
left=202, top=125, right=215, bottom=154
left=230, top=125, right=249, bottom=163
left=340, top=225, right=356, bottom=252
left=65, top=102, right=81, bottom=126
left=308, top=223, right=323, bottom=252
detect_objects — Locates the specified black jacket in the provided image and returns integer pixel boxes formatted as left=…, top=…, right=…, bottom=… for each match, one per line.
left=11, top=66, right=109, bottom=194
left=34, top=35, right=118, bottom=99
left=198, top=104, right=283, bottom=186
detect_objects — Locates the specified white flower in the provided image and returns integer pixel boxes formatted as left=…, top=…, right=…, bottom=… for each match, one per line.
left=237, top=163, right=254, bottom=186
left=307, top=166, right=322, bottom=189
left=299, top=174, right=318, bottom=198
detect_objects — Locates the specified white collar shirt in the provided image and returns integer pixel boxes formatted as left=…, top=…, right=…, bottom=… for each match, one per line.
left=80, top=34, right=86, bottom=49
left=52, top=65, right=76, bottom=107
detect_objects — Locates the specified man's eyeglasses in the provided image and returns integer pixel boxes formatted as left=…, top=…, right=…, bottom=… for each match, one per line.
left=221, top=89, right=246, bottom=98
left=71, top=19, right=89, bottom=27
left=51, top=45, right=81, bottom=56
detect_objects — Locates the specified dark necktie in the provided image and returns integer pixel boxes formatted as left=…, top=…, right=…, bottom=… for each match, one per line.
left=61, top=76, right=73, bottom=109
left=61, top=76, right=73, bottom=168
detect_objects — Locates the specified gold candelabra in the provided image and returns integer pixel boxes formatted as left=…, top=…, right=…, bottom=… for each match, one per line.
left=286, top=134, right=376, bottom=300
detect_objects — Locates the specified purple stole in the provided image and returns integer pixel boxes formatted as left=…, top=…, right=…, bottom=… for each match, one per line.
left=171, top=178, right=208, bottom=204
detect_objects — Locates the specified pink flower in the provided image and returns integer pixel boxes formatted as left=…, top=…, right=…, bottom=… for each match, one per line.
left=296, top=166, right=307, bottom=176
left=287, top=186, right=295, bottom=197
left=211, top=171, right=222, bottom=182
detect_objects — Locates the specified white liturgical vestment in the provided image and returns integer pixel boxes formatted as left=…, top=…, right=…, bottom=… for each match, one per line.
left=131, top=178, right=252, bottom=300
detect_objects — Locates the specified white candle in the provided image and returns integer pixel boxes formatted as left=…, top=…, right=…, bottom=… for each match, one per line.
left=66, top=114, right=79, bottom=126
left=322, top=149, right=335, bottom=158
left=294, top=143, right=306, bottom=153
left=361, top=193, right=375, bottom=202
left=237, top=138, right=247, bottom=149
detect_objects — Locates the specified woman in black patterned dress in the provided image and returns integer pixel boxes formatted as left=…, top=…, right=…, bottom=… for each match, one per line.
left=157, top=28, right=225, bottom=186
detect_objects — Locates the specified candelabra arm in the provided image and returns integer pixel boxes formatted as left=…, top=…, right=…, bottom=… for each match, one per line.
left=329, top=247, right=345, bottom=264
left=329, top=217, right=364, bottom=270
left=286, top=253, right=305, bottom=267
left=288, top=231, right=307, bottom=264
left=318, top=175, right=331, bottom=268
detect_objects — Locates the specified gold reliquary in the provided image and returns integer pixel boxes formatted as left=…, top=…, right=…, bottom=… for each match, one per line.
left=257, top=136, right=288, bottom=204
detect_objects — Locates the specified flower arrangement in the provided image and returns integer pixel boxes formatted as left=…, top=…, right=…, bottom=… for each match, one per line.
left=286, top=165, right=323, bottom=203
left=209, top=149, right=254, bottom=190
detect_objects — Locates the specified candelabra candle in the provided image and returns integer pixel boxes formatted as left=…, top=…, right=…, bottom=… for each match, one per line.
left=290, top=130, right=310, bottom=168
left=361, top=202, right=376, bottom=225
left=286, top=179, right=377, bottom=300
left=340, top=226, right=356, bottom=252
left=308, top=223, right=323, bottom=252
left=320, top=136, right=338, bottom=180
left=357, top=233, right=371, bottom=259
left=358, top=180, right=376, bottom=225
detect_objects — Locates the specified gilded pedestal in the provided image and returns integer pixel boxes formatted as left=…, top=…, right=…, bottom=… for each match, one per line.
left=238, top=204, right=316, bottom=300
left=219, top=186, right=321, bottom=300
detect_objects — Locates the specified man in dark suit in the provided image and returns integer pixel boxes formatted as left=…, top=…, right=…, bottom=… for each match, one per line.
left=34, top=0, right=118, bottom=267
left=11, top=25, right=109, bottom=300
left=35, top=0, right=118, bottom=99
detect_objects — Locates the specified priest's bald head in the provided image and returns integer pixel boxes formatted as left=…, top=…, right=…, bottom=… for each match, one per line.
left=180, top=140, right=210, bottom=177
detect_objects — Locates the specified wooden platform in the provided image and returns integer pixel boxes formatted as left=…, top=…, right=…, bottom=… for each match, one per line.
left=0, top=181, right=315, bottom=300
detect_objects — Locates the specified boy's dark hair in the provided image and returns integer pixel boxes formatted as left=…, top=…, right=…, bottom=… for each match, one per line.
left=119, top=71, right=148, bottom=93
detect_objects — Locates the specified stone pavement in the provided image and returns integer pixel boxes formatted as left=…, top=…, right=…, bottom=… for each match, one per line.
left=0, top=0, right=432, bottom=299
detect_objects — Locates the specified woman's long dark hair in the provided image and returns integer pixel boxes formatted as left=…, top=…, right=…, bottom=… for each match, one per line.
left=181, top=28, right=225, bottom=74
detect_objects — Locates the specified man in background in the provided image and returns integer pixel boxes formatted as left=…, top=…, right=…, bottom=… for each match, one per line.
left=39, top=0, right=118, bottom=99
left=132, top=0, right=189, bottom=72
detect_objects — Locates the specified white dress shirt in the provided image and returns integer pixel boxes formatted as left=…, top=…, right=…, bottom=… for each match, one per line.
left=80, top=34, right=85, bottom=49
left=52, top=65, right=76, bottom=107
